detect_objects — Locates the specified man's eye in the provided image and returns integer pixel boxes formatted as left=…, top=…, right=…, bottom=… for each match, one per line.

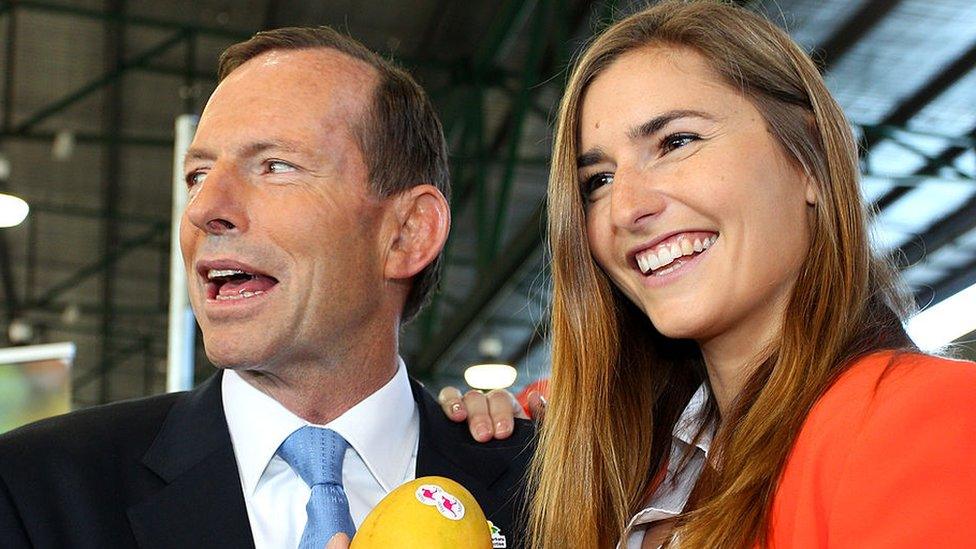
left=267, top=160, right=296, bottom=174
left=661, top=133, right=700, bottom=153
left=185, top=171, right=207, bottom=188
left=582, top=172, right=613, bottom=198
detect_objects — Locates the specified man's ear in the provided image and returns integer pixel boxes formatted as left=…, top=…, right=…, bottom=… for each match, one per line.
left=384, top=184, right=450, bottom=281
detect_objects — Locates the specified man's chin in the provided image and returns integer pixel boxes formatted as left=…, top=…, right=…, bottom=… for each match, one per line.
left=202, top=337, right=276, bottom=372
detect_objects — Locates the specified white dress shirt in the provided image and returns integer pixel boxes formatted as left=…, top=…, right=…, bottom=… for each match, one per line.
left=619, top=385, right=713, bottom=549
left=221, top=359, right=419, bottom=549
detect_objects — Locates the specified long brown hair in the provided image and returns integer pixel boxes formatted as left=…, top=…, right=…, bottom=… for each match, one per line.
left=530, top=1, right=914, bottom=547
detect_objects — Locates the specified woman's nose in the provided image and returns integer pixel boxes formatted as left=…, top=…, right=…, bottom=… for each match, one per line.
left=608, top=166, right=667, bottom=231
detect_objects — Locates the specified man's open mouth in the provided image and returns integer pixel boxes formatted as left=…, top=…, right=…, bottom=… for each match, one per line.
left=206, top=268, right=279, bottom=301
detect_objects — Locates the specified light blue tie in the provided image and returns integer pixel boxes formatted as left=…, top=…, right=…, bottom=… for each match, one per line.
left=277, top=426, right=356, bottom=548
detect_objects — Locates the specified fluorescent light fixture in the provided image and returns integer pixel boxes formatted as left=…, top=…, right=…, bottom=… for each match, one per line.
left=464, top=363, right=518, bottom=390
left=906, top=282, right=976, bottom=351
left=0, top=193, right=29, bottom=227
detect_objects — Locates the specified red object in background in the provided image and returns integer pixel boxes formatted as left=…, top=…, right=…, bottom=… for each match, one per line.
left=516, top=378, right=549, bottom=419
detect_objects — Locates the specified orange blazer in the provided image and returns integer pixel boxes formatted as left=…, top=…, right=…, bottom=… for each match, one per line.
left=769, top=351, right=976, bottom=548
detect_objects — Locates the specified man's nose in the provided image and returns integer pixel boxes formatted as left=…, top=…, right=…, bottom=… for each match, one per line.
left=608, top=165, right=666, bottom=232
left=183, top=164, right=250, bottom=235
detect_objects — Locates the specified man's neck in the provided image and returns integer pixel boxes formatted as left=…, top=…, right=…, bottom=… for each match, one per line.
left=235, top=330, right=400, bottom=425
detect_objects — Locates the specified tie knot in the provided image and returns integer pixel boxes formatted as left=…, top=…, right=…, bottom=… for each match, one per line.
left=277, top=426, right=349, bottom=487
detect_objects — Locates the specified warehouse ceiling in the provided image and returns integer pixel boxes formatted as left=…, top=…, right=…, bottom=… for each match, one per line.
left=0, top=0, right=973, bottom=406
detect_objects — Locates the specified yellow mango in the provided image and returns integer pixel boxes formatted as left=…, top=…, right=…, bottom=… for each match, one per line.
left=351, top=476, right=492, bottom=549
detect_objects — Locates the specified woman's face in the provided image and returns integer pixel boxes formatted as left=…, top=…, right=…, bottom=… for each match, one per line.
left=579, top=46, right=816, bottom=347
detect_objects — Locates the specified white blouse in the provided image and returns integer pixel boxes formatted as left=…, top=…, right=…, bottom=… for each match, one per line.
left=618, top=385, right=712, bottom=549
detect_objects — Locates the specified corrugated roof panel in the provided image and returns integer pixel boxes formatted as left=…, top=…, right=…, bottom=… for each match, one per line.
left=872, top=224, right=914, bottom=252
left=877, top=181, right=976, bottom=233
left=907, top=47, right=976, bottom=136
left=861, top=175, right=897, bottom=203
left=866, top=140, right=928, bottom=176
left=924, top=245, right=976, bottom=270
left=755, top=0, right=866, bottom=50
left=954, top=227, right=976, bottom=250
left=901, top=262, right=949, bottom=288
left=954, top=149, right=976, bottom=176
left=825, top=0, right=976, bottom=125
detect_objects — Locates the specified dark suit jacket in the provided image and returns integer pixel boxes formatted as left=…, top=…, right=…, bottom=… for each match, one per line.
left=0, top=371, right=534, bottom=548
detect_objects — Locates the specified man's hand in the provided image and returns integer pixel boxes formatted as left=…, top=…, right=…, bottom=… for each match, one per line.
left=327, top=533, right=350, bottom=548
left=437, top=386, right=546, bottom=442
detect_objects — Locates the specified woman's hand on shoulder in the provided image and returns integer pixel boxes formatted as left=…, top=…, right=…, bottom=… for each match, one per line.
left=437, top=386, right=545, bottom=442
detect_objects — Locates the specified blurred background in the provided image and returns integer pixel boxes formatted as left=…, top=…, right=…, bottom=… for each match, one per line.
left=0, top=0, right=973, bottom=424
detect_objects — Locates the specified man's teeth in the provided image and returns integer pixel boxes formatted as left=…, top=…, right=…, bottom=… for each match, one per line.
left=208, top=268, right=248, bottom=280
left=636, top=234, right=717, bottom=275
left=214, top=290, right=266, bottom=301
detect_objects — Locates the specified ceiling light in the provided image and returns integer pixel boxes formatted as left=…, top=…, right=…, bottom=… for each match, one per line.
left=52, top=130, right=76, bottom=161
left=464, top=363, right=518, bottom=391
left=0, top=193, right=28, bottom=228
left=906, top=281, right=976, bottom=351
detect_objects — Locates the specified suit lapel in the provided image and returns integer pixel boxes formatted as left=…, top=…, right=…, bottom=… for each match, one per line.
left=410, top=378, right=527, bottom=489
left=126, top=372, right=255, bottom=549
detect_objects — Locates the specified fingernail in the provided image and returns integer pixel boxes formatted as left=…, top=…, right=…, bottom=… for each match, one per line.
left=450, top=402, right=462, bottom=415
left=495, top=420, right=512, bottom=435
left=475, top=424, right=491, bottom=439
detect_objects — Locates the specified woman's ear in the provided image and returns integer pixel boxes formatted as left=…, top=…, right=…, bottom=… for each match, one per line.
left=804, top=173, right=819, bottom=206
left=384, top=184, right=450, bottom=281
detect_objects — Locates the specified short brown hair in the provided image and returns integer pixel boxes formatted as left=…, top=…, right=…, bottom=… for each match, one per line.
left=218, top=26, right=450, bottom=322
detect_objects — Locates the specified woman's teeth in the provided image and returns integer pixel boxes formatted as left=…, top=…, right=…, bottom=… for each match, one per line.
left=636, top=234, right=717, bottom=275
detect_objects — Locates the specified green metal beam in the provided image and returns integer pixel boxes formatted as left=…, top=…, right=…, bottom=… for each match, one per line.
left=26, top=301, right=165, bottom=317
left=13, top=28, right=188, bottom=134
left=29, top=201, right=165, bottom=225
left=415, top=202, right=545, bottom=375
left=0, top=128, right=171, bottom=147
left=14, top=0, right=251, bottom=40
left=0, top=1, right=21, bottom=323
left=73, top=336, right=161, bottom=392
left=473, top=0, right=531, bottom=71
left=486, top=0, right=552, bottom=260
left=859, top=123, right=976, bottom=151
left=415, top=0, right=549, bottom=349
left=98, top=0, right=126, bottom=403
left=28, top=222, right=167, bottom=310
left=141, top=63, right=215, bottom=83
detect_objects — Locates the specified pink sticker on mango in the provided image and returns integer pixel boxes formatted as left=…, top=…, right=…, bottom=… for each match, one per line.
left=414, top=483, right=465, bottom=520
left=435, top=492, right=465, bottom=520
left=415, top=484, right=442, bottom=506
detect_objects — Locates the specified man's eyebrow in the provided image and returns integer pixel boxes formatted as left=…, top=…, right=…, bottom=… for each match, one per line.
left=183, top=139, right=307, bottom=164
left=184, top=147, right=215, bottom=163
left=626, top=109, right=714, bottom=140
left=239, top=139, right=306, bottom=158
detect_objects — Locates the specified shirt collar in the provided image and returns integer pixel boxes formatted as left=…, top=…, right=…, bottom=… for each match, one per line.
left=617, top=384, right=714, bottom=546
left=672, top=384, right=712, bottom=454
left=221, top=358, right=418, bottom=496
left=326, top=358, right=418, bottom=492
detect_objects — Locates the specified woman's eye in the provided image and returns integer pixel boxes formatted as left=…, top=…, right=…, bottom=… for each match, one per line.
left=661, top=133, right=700, bottom=153
left=583, top=172, right=614, bottom=198
left=267, top=160, right=296, bottom=174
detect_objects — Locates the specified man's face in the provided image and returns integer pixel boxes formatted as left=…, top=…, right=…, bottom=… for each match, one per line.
left=180, top=48, right=390, bottom=372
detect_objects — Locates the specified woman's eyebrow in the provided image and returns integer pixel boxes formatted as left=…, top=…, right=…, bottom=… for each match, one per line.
left=577, top=147, right=607, bottom=169
left=577, top=110, right=716, bottom=168
left=626, top=109, right=714, bottom=140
